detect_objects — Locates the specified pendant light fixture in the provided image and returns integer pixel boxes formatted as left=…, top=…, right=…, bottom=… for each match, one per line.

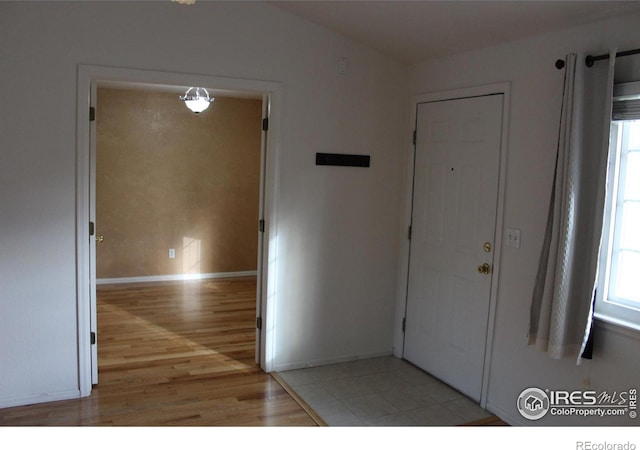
left=180, top=87, right=214, bottom=114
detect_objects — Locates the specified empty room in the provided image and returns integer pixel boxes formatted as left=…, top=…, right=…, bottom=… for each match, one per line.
left=1, top=0, right=640, bottom=445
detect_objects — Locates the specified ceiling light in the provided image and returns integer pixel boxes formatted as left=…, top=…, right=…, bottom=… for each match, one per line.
left=180, top=87, right=214, bottom=114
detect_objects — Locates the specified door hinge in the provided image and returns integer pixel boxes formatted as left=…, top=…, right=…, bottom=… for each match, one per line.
left=89, top=221, right=95, bottom=237
left=408, top=225, right=412, bottom=240
left=259, top=219, right=265, bottom=233
left=90, top=107, right=96, bottom=122
left=262, top=117, right=269, bottom=131
left=256, top=317, right=263, bottom=330
left=90, top=332, right=96, bottom=345
left=402, top=317, right=406, bottom=333
left=412, top=129, right=416, bottom=146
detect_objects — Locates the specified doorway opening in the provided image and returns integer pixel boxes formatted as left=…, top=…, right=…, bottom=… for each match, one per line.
left=76, top=65, right=282, bottom=397
left=94, top=82, right=263, bottom=385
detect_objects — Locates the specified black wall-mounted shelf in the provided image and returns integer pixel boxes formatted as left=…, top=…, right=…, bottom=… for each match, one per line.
left=315, top=153, right=370, bottom=168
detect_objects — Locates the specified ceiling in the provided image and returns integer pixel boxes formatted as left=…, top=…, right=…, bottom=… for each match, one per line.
left=269, top=1, right=640, bottom=65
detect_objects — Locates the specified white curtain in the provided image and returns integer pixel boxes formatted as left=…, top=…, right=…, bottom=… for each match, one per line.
left=529, top=50, right=616, bottom=361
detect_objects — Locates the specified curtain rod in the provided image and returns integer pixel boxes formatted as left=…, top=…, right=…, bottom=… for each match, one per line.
left=554, top=48, right=640, bottom=70
left=586, top=48, right=640, bottom=67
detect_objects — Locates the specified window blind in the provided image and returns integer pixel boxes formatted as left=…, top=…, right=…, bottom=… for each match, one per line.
left=613, top=98, right=640, bottom=120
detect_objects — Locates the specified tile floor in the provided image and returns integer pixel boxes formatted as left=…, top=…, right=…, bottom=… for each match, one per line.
left=277, top=356, right=492, bottom=426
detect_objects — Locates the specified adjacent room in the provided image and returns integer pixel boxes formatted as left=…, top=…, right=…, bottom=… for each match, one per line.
left=95, top=85, right=262, bottom=286
left=93, top=84, right=273, bottom=420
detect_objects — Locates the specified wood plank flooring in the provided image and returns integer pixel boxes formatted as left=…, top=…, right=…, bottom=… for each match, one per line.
left=0, top=277, right=317, bottom=426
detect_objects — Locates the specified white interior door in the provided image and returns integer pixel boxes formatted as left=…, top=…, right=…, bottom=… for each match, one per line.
left=404, top=94, right=503, bottom=402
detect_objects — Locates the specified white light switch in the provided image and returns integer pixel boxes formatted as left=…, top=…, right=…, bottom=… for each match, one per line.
left=169, top=248, right=176, bottom=258
left=506, top=228, right=521, bottom=248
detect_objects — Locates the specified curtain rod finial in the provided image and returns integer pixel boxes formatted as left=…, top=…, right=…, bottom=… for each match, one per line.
left=585, top=55, right=595, bottom=67
left=555, top=59, right=565, bottom=70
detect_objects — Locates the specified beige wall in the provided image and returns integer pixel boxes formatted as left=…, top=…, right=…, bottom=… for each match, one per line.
left=96, top=87, right=262, bottom=279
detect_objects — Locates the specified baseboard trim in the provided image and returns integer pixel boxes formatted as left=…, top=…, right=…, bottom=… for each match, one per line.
left=96, top=270, right=257, bottom=285
left=0, top=389, right=80, bottom=409
left=272, top=350, right=393, bottom=373
left=484, top=401, right=526, bottom=426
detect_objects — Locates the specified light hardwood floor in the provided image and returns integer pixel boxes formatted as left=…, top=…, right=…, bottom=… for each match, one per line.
left=0, top=277, right=317, bottom=426
left=0, top=277, right=507, bottom=427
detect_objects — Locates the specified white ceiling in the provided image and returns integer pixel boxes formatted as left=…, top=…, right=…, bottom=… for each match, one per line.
left=269, top=1, right=640, bottom=65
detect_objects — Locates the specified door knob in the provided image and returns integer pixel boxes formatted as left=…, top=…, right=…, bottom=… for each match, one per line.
left=477, top=263, right=491, bottom=274
left=96, top=235, right=104, bottom=243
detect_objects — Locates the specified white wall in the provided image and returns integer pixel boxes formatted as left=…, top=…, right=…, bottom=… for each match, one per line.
left=0, top=1, right=406, bottom=407
left=4, top=1, right=637, bottom=423
left=406, top=12, right=640, bottom=425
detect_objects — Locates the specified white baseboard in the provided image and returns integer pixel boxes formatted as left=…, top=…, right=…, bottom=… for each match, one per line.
left=96, top=270, right=257, bottom=285
left=485, top=401, right=527, bottom=426
left=272, top=350, right=393, bottom=373
left=0, top=389, right=81, bottom=409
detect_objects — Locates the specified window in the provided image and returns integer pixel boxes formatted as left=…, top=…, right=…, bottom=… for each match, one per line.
left=595, top=81, right=640, bottom=330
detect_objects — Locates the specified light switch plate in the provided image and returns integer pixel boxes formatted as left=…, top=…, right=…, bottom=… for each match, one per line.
left=506, top=228, right=521, bottom=248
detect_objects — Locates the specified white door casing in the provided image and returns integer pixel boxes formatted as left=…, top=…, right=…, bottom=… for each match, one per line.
left=403, top=93, right=504, bottom=402
left=89, top=82, right=98, bottom=384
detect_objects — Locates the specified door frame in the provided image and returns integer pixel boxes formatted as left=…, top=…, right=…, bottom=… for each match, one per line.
left=394, top=82, right=511, bottom=408
left=75, top=64, right=283, bottom=397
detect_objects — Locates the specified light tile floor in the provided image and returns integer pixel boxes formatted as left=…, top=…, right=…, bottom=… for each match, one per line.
left=277, top=356, right=492, bottom=426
